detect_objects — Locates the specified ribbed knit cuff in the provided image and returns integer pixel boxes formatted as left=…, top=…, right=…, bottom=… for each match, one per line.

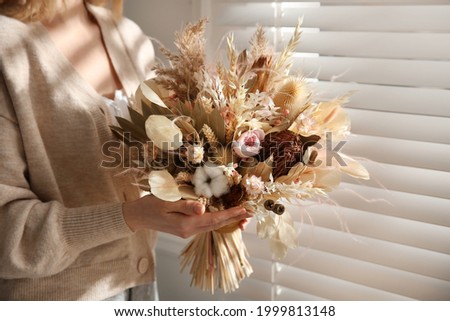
left=62, top=202, right=133, bottom=252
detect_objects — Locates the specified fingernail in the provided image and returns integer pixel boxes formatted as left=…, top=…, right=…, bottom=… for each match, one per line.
left=238, top=208, right=247, bottom=215
left=195, top=203, right=205, bottom=215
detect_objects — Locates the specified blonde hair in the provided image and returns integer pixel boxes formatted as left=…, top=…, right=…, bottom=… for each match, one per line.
left=0, top=0, right=123, bottom=22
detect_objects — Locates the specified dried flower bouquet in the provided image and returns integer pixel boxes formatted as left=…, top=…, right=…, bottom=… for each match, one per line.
left=111, top=19, right=369, bottom=293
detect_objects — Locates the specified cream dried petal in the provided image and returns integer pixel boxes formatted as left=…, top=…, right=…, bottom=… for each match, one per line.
left=140, top=80, right=168, bottom=108
left=256, top=216, right=277, bottom=239
left=269, top=239, right=289, bottom=260
left=148, top=170, right=182, bottom=202
left=315, top=168, right=342, bottom=190
left=178, top=185, right=199, bottom=200
left=145, top=115, right=183, bottom=150
left=277, top=213, right=298, bottom=250
left=339, top=153, right=370, bottom=180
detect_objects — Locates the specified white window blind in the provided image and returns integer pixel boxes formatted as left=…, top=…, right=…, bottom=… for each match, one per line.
left=154, top=0, right=450, bottom=300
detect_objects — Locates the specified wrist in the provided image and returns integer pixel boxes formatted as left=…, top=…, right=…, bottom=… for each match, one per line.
left=122, top=199, right=141, bottom=232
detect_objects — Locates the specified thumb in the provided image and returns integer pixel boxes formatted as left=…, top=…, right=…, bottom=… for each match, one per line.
left=170, top=200, right=205, bottom=216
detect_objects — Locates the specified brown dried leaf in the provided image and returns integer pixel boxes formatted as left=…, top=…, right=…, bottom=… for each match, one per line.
left=116, top=117, right=147, bottom=142
left=176, top=119, right=200, bottom=142
left=128, top=107, right=146, bottom=129
left=236, top=49, right=248, bottom=78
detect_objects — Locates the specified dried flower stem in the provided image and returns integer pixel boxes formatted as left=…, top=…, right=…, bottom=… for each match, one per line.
left=226, top=118, right=236, bottom=143
left=224, top=33, right=238, bottom=98
left=180, top=229, right=253, bottom=293
left=273, top=19, right=302, bottom=81
left=153, top=19, right=208, bottom=101
left=250, top=25, right=270, bottom=59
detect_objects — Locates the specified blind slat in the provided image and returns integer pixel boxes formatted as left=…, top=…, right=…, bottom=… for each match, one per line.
left=214, top=5, right=450, bottom=32
left=222, top=0, right=450, bottom=5
left=230, top=278, right=274, bottom=300
left=276, top=265, right=413, bottom=300
left=343, top=135, right=450, bottom=172
left=275, top=286, right=327, bottom=301
left=229, top=29, right=450, bottom=60
left=276, top=258, right=449, bottom=300
left=297, top=32, right=450, bottom=60
left=243, top=225, right=450, bottom=283
left=342, top=161, right=450, bottom=199
left=296, top=56, right=450, bottom=88
left=310, top=82, right=450, bottom=118
left=330, top=183, right=450, bottom=227
left=347, top=109, right=450, bottom=144
left=244, top=234, right=450, bottom=300
left=298, top=205, right=450, bottom=254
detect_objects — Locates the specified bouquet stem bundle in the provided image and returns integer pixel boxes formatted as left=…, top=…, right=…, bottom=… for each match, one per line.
left=180, top=229, right=252, bottom=293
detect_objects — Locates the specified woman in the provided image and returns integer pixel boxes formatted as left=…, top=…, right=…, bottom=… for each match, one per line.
left=0, top=0, right=250, bottom=300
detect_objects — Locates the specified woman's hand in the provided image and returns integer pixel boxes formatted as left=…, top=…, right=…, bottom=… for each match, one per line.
left=122, top=195, right=251, bottom=238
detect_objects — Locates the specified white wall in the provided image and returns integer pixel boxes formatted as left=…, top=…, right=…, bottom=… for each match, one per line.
left=124, top=0, right=203, bottom=62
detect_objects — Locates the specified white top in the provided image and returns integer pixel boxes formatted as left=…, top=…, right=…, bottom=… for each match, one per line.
left=104, top=89, right=132, bottom=126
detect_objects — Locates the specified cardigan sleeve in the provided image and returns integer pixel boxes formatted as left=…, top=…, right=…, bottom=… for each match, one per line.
left=0, top=74, right=134, bottom=280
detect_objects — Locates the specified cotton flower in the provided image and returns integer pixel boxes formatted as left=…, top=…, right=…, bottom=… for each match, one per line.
left=244, top=175, right=265, bottom=197
left=187, top=144, right=204, bottom=164
left=233, top=129, right=265, bottom=158
left=192, top=162, right=230, bottom=198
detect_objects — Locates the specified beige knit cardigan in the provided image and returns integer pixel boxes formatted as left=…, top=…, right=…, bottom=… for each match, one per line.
left=0, top=4, right=157, bottom=300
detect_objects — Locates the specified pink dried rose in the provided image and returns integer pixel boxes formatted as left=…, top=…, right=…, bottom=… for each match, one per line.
left=232, top=129, right=265, bottom=158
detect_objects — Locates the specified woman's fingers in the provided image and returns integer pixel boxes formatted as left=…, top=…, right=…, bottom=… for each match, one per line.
left=239, top=218, right=250, bottom=231
left=124, top=195, right=252, bottom=238
left=166, top=206, right=250, bottom=238
left=198, top=207, right=250, bottom=232
left=169, top=200, right=205, bottom=216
